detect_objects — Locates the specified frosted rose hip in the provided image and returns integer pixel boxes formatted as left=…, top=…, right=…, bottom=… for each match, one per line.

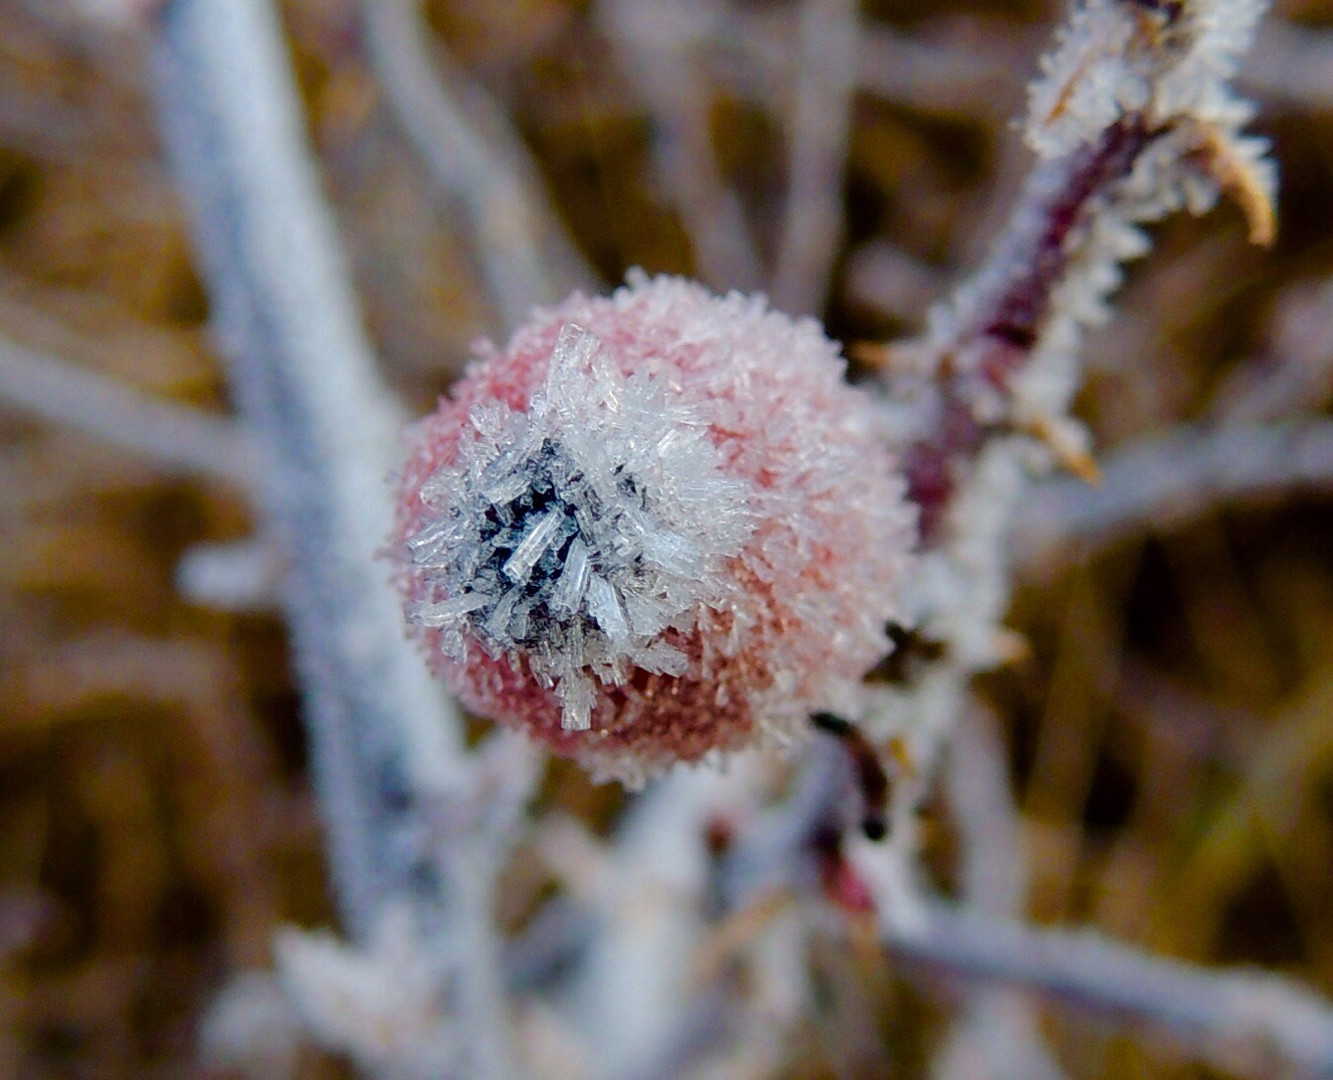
left=393, top=272, right=916, bottom=786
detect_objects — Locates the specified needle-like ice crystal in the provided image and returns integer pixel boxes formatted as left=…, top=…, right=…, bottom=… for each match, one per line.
left=405, top=322, right=753, bottom=733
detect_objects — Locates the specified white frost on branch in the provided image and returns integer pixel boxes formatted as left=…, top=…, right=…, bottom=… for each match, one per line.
left=532, top=758, right=776, bottom=1080
left=862, top=0, right=1281, bottom=1031
left=1027, top=0, right=1270, bottom=158
left=896, top=0, right=1279, bottom=655
left=275, top=907, right=461, bottom=1080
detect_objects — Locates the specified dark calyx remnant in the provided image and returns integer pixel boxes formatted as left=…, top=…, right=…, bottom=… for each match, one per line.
left=477, top=441, right=586, bottom=646
left=811, top=711, right=891, bottom=842
left=478, top=478, right=575, bottom=645
left=470, top=438, right=650, bottom=655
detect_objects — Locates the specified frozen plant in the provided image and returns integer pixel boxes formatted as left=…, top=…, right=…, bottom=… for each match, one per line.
left=393, top=272, right=915, bottom=785
left=123, top=0, right=1333, bottom=1077
left=861, top=0, right=1279, bottom=816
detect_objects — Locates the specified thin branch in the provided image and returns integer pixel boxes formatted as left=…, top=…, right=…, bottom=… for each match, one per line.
left=712, top=13, right=1040, bottom=120
left=844, top=240, right=948, bottom=329
left=599, top=0, right=763, bottom=290
left=531, top=707, right=1333, bottom=1079
left=1210, top=277, right=1333, bottom=425
left=933, top=702, right=1067, bottom=1080
left=947, top=704, right=1028, bottom=916
left=769, top=0, right=859, bottom=315
left=858, top=0, right=1277, bottom=814
left=153, top=0, right=470, bottom=933
left=854, top=19, right=1034, bottom=118
left=718, top=14, right=1326, bottom=119
left=361, top=0, right=594, bottom=328
left=0, top=335, right=256, bottom=489
left=1018, top=421, right=1333, bottom=564
left=881, top=901, right=1333, bottom=1077
left=893, top=116, right=1153, bottom=541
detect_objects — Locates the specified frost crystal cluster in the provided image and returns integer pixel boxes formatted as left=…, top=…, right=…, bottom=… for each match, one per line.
left=405, top=322, right=753, bottom=733
left=1004, top=0, right=1278, bottom=421
left=394, top=273, right=916, bottom=784
left=1026, top=0, right=1274, bottom=240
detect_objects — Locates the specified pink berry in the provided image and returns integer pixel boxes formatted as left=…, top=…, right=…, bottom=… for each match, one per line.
left=392, top=272, right=915, bottom=786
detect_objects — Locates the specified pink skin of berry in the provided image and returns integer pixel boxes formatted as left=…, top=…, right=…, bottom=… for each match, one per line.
left=393, top=272, right=916, bottom=786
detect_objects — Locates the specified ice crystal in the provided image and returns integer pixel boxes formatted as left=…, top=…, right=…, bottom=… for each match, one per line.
left=405, top=322, right=753, bottom=733
left=394, top=273, right=916, bottom=784
left=1007, top=0, right=1276, bottom=427
left=1026, top=0, right=1270, bottom=162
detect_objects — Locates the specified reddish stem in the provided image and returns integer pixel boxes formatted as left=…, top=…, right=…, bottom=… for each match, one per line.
left=906, top=118, right=1153, bottom=540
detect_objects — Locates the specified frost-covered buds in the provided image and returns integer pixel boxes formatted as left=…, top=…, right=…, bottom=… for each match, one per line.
left=393, top=273, right=915, bottom=785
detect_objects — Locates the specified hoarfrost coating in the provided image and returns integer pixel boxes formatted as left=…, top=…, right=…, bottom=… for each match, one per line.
left=393, top=272, right=917, bottom=785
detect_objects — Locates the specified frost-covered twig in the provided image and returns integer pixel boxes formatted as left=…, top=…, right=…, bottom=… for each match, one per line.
left=362, top=0, right=593, bottom=328
left=876, top=899, right=1333, bottom=1077
left=947, top=704, right=1028, bottom=919
left=0, top=334, right=256, bottom=488
left=718, top=11, right=1327, bottom=120
left=152, top=0, right=470, bottom=936
left=847, top=11, right=1328, bottom=1076
left=863, top=0, right=1276, bottom=804
left=599, top=0, right=763, bottom=290
left=855, top=20, right=1035, bottom=118
left=530, top=758, right=780, bottom=1080
left=708, top=11, right=1032, bottom=118
left=824, top=8, right=1289, bottom=1064
left=1015, top=262, right=1333, bottom=561
left=844, top=240, right=949, bottom=329
left=1018, top=420, right=1333, bottom=562
left=931, top=703, right=1068, bottom=1080
left=176, top=539, right=282, bottom=612
left=769, top=0, right=859, bottom=315
left=150, top=1, right=527, bottom=1075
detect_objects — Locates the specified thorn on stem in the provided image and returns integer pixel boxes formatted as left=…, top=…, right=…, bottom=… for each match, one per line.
left=1189, top=121, right=1277, bottom=248
left=1026, top=413, right=1102, bottom=484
